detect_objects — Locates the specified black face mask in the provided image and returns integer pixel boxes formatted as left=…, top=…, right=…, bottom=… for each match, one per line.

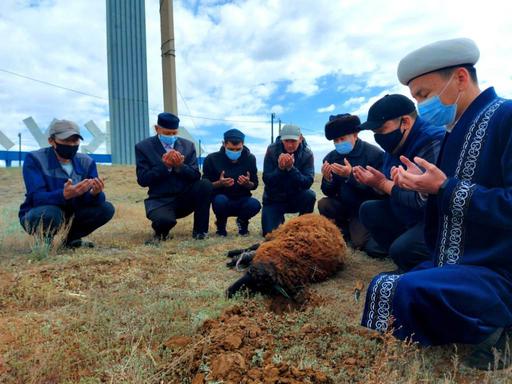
left=374, top=119, right=404, bottom=153
left=55, top=143, right=79, bottom=159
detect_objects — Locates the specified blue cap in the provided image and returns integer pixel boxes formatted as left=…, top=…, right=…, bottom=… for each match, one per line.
left=224, top=128, right=245, bottom=142
left=157, top=112, right=180, bottom=129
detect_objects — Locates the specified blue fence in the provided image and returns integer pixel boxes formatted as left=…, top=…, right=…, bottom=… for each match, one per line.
left=0, top=151, right=112, bottom=167
left=0, top=151, right=204, bottom=168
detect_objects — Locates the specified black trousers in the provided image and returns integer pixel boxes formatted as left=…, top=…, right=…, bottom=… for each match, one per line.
left=317, top=197, right=369, bottom=249
left=147, top=179, right=212, bottom=237
left=359, top=199, right=431, bottom=271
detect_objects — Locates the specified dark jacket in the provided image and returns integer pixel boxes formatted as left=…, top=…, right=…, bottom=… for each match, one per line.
left=382, top=117, right=445, bottom=227
left=202, top=146, right=258, bottom=199
left=135, top=135, right=200, bottom=213
left=19, top=147, right=106, bottom=220
left=321, top=139, right=384, bottom=211
left=262, top=137, right=315, bottom=204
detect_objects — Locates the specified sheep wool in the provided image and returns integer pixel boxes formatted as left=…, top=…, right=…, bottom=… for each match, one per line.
left=228, top=214, right=347, bottom=297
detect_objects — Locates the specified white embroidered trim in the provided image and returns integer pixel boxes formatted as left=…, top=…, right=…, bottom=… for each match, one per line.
left=437, top=98, right=505, bottom=266
left=366, top=274, right=401, bottom=332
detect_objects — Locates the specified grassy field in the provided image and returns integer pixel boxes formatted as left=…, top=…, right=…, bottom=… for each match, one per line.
left=0, top=165, right=508, bottom=383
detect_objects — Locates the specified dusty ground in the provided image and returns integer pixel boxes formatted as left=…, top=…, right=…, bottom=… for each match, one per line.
left=0, top=165, right=509, bottom=383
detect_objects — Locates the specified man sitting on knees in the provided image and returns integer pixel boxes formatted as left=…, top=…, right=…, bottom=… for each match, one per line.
left=19, top=119, right=115, bottom=248
left=261, top=124, right=315, bottom=236
left=135, top=112, right=212, bottom=242
left=362, top=37, right=512, bottom=371
left=318, top=114, right=384, bottom=249
left=354, top=95, right=444, bottom=271
left=202, top=129, right=260, bottom=236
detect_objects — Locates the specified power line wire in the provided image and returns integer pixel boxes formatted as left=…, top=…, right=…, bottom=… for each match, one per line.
left=0, top=68, right=270, bottom=124
left=0, top=68, right=107, bottom=100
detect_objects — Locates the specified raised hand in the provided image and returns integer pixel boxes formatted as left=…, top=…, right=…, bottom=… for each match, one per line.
left=396, top=157, right=447, bottom=194
left=218, top=170, right=235, bottom=187
left=288, top=153, right=295, bottom=170
left=89, top=177, right=105, bottom=196
left=162, top=150, right=184, bottom=168
left=331, top=158, right=352, bottom=178
left=278, top=153, right=289, bottom=170
left=321, top=161, right=333, bottom=182
left=353, top=165, right=390, bottom=192
left=63, top=178, right=93, bottom=200
left=162, top=150, right=176, bottom=167
left=237, top=171, right=252, bottom=187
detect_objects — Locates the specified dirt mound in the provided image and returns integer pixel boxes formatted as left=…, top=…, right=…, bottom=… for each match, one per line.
left=165, top=298, right=333, bottom=383
left=267, top=290, right=326, bottom=314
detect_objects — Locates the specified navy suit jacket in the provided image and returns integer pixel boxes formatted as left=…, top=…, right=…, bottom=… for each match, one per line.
left=135, top=135, right=200, bottom=213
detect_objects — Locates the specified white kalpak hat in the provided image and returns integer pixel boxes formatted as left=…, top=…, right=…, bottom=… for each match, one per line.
left=397, top=37, right=480, bottom=85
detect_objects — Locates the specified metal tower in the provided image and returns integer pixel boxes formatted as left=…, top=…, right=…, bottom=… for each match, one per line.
left=106, top=0, right=149, bottom=164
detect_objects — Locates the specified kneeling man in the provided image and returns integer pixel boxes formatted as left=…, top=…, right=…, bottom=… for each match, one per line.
left=362, top=38, right=512, bottom=370
left=135, top=112, right=212, bottom=242
left=19, top=120, right=115, bottom=248
left=202, top=129, right=261, bottom=236
left=318, top=114, right=384, bottom=249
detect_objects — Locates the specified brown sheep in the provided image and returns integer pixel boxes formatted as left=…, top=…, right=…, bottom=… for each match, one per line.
left=226, top=213, right=347, bottom=298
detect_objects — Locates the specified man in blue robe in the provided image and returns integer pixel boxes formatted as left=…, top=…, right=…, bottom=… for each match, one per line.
left=361, top=38, right=512, bottom=370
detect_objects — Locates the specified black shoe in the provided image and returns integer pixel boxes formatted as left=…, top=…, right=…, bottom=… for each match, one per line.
left=236, top=218, right=249, bottom=236
left=215, top=218, right=227, bottom=237
left=364, top=237, right=388, bottom=259
left=144, top=233, right=168, bottom=246
left=193, top=232, right=208, bottom=240
left=463, top=327, right=512, bottom=370
left=65, top=239, right=95, bottom=249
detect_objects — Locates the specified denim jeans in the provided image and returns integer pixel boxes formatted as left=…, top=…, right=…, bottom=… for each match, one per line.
left=20, top=202, right=115, bottom=243
left=212, top=194, right=261, bottom=222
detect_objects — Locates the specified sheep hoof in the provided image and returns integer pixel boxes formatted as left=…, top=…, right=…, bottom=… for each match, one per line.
left=226, top=243, right=260, bottom=258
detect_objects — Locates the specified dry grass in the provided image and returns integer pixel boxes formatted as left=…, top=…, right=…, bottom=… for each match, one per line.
left=0, top=165, right=509, bottom=383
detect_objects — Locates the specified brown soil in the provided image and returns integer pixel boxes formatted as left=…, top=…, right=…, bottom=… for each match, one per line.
left=162, top=291, right=382, bottom=383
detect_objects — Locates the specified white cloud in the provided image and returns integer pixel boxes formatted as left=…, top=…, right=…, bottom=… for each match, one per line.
left=317, top=104, right=336, bottom=113
left=270, top=104, right=285, bottom=114
left=343, top=97, right=365, bottom=109
left=1, top=0, right=512, bottom=166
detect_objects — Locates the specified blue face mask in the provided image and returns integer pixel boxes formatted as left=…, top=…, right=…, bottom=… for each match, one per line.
left=160, top=134, right=177, bottom=147
left=374, top=119, right=403, bottom=153
left=334, top=141, right=353, bottom=155
left=225, top=149, right=242, bottom=161
left=418, top=77, right=460, bottom=129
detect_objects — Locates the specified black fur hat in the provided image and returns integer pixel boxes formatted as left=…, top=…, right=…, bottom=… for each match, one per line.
left=324, top=114, right=361, bottom=140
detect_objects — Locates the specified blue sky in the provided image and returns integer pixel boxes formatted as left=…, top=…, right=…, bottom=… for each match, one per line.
left=1, top=0, right=512, bottom=169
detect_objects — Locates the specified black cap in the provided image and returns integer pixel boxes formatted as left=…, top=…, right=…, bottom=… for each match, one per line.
left=157, top=112, right=180, bottom=129
left=224, top=128, right=245, bottom=142
left=324, top=114, right=361, bottom=140
left=359, top=94, right=416, bottom=131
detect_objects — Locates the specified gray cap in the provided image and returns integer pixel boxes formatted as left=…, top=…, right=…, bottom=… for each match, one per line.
left=48, top=119, right=83, bottom=140
left=397, top=37, right=480, bottom=85
left=280, top=124, right=301, bottom=140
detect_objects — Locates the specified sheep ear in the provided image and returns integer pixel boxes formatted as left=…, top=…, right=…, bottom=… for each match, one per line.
left=273, top=284, right=290, bottom=299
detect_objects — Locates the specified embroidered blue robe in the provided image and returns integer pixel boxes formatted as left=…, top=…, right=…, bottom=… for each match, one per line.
left=361, top=87, right=512, bottom=346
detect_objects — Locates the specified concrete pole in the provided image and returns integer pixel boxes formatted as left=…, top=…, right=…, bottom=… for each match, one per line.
left=160, top=0, right=178, bottom=114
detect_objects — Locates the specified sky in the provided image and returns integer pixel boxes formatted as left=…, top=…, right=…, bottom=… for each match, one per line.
left=1, top=0, right=511, bottom=169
